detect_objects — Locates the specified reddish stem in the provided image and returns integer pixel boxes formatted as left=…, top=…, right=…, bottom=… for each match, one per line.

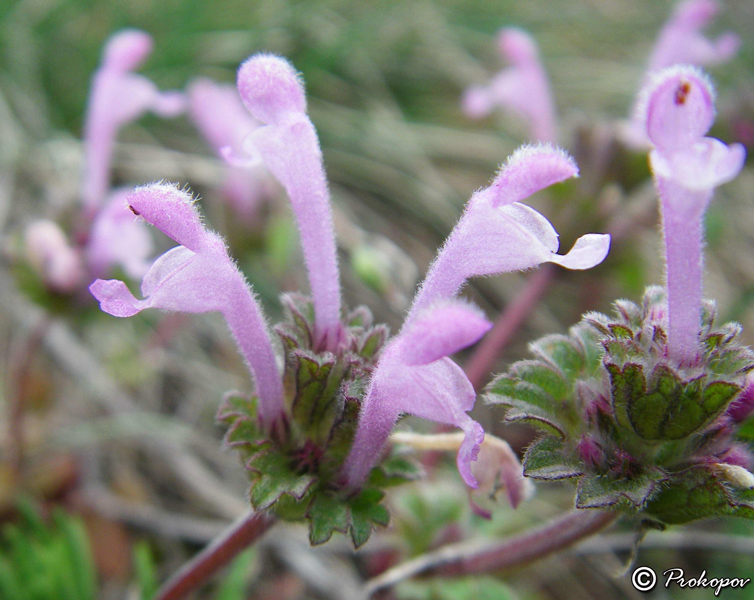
left=155, top=510, right=276, bottom=600
left=464, top=266, right=555, bottom=391
left=440, top=509, right=617, bottom=575
left=364, top=509, right=618, bottom=595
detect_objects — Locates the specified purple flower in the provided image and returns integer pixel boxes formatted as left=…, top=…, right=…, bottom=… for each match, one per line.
left=344, top=144, right=610, bottom=490
left=643, top=66, right=745, bottom=364
left=85, top=189, right=153, bottom=279
left=461, top=28, right=556, bottom=143
left=237, top=55, right=342, bottom=352
left=89, top=183, right=284, bottom=427
left=647, top=0, right=739, bottom=74
left=408, top=145, right=611, bottom=322
left=188, top=78, right=272, bottom=221
left=82, top=30, right=185, bottom=216
left=342, top=299, right=492, bottom=489
left=25, top=220, right=85, bottom=294
left=624, top=0, right=739, bottom=147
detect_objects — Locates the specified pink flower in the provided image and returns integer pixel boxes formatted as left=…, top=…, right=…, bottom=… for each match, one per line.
left=461, top=28, right=556, bottom=143
left=344, top=144, right=610, bottom=490
left=82, top=29, right=185, bottom=215
left=188, top=78, right=272, bottom=221
left=408, top=145, right=611, bottom=322
left=25, top=220, right=85, bottom=294
left=624, top=0, right=739, bottom=147
left=647, top=0, right=739, bottom=74
left=237, top=55, right=342, bottom=352
left=86, top=189, right=153, bottom=279
left=642, top=66, right=745, bottom=364
left=342, top=299, right=492, bottom=489
left=89, top=183, right=284, bottom=427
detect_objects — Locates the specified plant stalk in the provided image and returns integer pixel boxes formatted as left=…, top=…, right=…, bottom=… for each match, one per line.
left=155, top=510, right=276, bottom=600
left=363, top=509, right=618, bottom=596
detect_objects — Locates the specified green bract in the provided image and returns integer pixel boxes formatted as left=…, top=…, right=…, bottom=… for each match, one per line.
left=486, top=286, right=754, bottom=526
left=217, top=294, right=420, bottom=548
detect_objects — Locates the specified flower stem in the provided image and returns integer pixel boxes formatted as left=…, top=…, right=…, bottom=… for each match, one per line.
left=464, top=265, right=555, bottom=391
left=363, top=509, right=617, bottom=596
left=155, top=510, right=276, bottom=600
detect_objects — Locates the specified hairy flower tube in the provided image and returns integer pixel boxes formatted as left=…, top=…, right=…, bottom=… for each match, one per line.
left=408, top=145, right=611, bottom=322
left=461, top=28, right=556, bottom=143
left=188, top=78, right=272, bottom=221
left=342, top=300, right=492, bottom=489
left=89, top=183, right=284, bottom=427
left=237, top=55, right=342, bottom=352
left=643, top=66, right=745, bottom=365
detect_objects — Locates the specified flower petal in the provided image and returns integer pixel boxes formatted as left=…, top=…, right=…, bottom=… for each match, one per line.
left=649, top=138, right=745, bottom=191
left=82, top=30, right=185, bottom=212
left=462, top=29, right=556, bottom=143
left=238, top=54, right=342, bottom=350
left=127, top=183, right=212, bottom=252
left=89, top=279, right=145, bottom=317
left=237, top=54, right=307, bottom=125
left=188, top=78, right=260, bottom=156
left=484, top=144, right=578, bottom=208
left=102, top=29, right=152, bottom=72
left=547, top=233, right=612, bottom=270
left=647, top=0, right=740, bottom=73
left=90, top=183, right=284, bottom=426
left=397, top=299, right=491, bottom=366
left=643, top=65, right=715, bottom=151
left=25, top=220, right=85, bottom=294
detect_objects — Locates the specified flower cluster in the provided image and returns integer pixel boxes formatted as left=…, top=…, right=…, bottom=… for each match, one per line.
left=23, top=29, right=184, bottom=297
left=90, top=54, right=610, bottom=545
left=488, top=65, right=752, bottom=527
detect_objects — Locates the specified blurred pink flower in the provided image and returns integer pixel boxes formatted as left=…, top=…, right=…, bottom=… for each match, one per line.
left=461, top=28, right=556, bottom=143
left=188, top=78, right=273, bottom=221
left=82, top=29, right=184, bottom=215
left=25, top=220, right=85, bottom=294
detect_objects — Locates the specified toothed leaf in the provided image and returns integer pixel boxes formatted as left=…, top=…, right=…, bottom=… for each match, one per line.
left=576, top=471, right=663, bottom=509
left=307, top=493, right=349, bottom=545
left=523, top=437, right=583, bottom=480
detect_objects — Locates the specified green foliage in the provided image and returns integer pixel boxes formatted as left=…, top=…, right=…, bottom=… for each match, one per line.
left=0, top=499, right=96, bottom=600
left=218, top=295, right=418, bottom=548
left=486, top=287, right=754, bottom=527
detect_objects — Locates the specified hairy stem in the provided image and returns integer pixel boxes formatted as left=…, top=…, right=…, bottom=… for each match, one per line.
left=155, top=510, right=276, bottom=600
left=464, top=265, right=555, bottom=390
left=363, top=509, right=618, bottom=596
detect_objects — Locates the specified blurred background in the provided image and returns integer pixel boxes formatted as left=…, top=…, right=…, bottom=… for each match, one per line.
left=0, top=0, right=753, bottom=598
